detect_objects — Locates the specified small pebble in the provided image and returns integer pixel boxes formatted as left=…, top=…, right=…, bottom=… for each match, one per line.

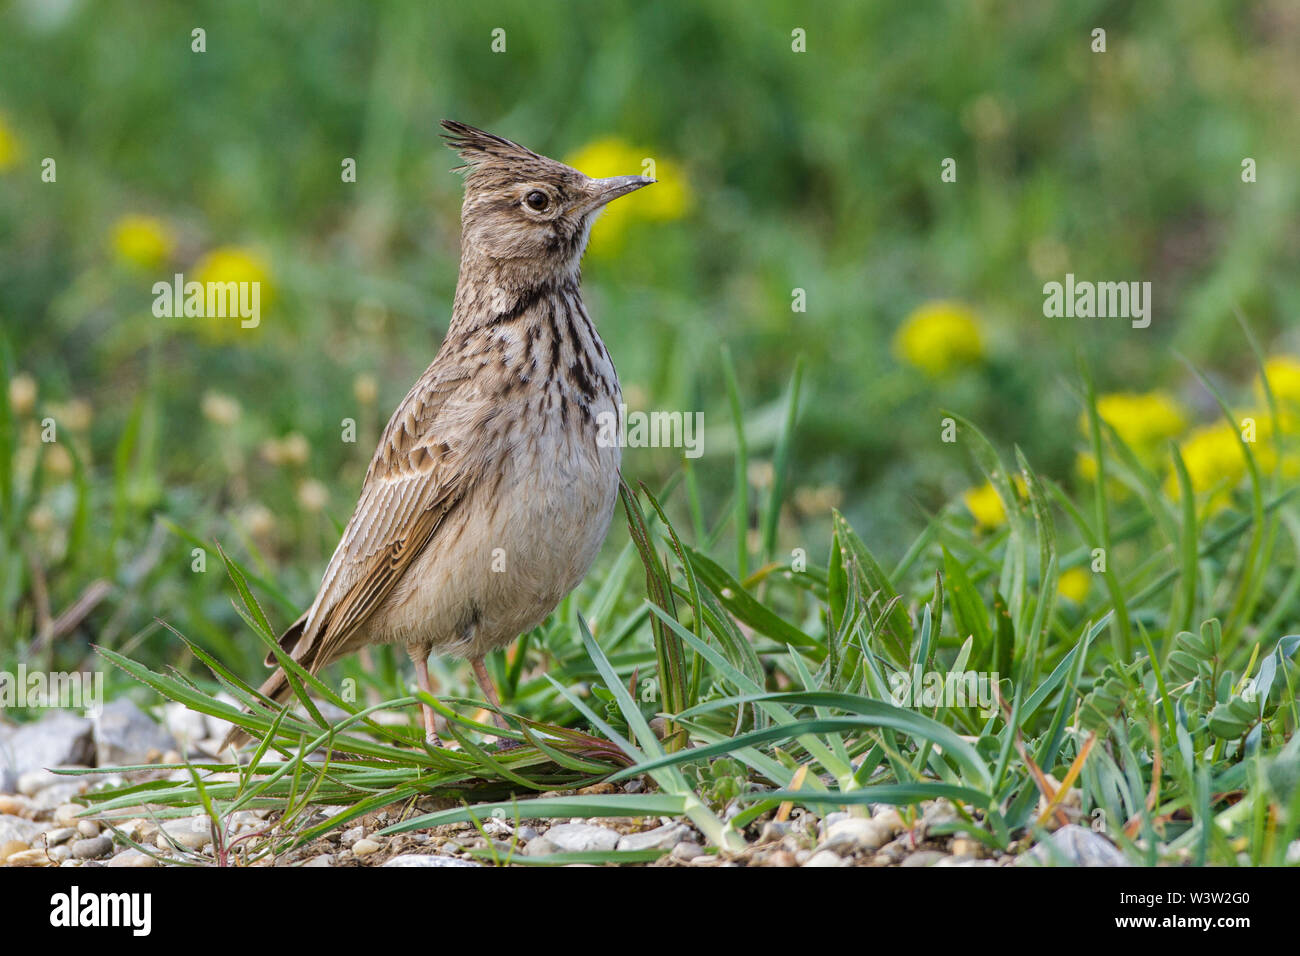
left=671, top=842, right=703, bottom=862
left=157, top=818, right=211, bottom=851
left=804, top=849, right=848, bottom=867
left=32, top=784, right=86, bottom=813
left=873, top=808, right=905, bottom=835
left=0, top=839, right=30, bottom=862
left=542, top=823, right=619, bottom=853
left=53, top=804, right=84, bottom=826
left=822, top=817, right=889, bottom=853
left=616, top=823, right=688, bottom=853
left=76, top=820, right=100, bottom=839
left=352, top=838, right=382, bottom=857
left=44, top=827, right=77, bottom=846
left=524, top=837, right=558, bottom=857
left=0, top=795, right=29, bottom=815
left=108, top=849, right=160, bottom=868
left=72, top=836, right=114, bottom=860
left=17, top=769, right=62, bottom=796
left=759, top=821, right=790, bottom=843
left=5, top=848, right=52, bottom=867
left=383, top=854, right=481, bottom=867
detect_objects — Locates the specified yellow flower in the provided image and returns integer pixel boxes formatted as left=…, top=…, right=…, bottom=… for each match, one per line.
left=963, top=481, right=1006, bottom=529
left=195, top=246, right=272, bottom=297
left=1246, top=407, right=1300, bottom=479
left=191, top=246, right=274, bottom=341
left=1257, top=356, right=1300, bottom=408
left=0, top=113, right=21, bottom=172
left=1074, top=449, right=1135, bottom=501
left=893, top=301, right=984, bottom=378
left=961, top=475, right=1029, bottom=530
left=1057, top=567, right=1091, bottom=604
left=1075, top=451, right=1098, bottom=483
left=564, top=138, right=690, bottom=256
left=1083, top=391, right=1186, bottom=454
left=111, top=215, right=175, bottom=270
left=1166, top=421, right=1244, bottom=514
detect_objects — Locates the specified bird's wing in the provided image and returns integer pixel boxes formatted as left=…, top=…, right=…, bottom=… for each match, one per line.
left=293, top=363, right=483, bottom=667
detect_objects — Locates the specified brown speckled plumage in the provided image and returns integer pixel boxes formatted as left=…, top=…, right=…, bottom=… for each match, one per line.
left=224, top=122, right=653, bottom=749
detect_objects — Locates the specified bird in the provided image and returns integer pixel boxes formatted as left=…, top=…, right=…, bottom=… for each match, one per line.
left=223, top=120, right=653, bottom=750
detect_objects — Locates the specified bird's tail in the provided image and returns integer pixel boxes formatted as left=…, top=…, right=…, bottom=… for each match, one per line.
left=221, top=614, right=314, bottom=751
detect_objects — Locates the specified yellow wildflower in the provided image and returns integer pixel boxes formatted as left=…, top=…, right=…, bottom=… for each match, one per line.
left=191, top=245, right=274, bottom=341
left=0, top=113, right=21, bottom=172
left=1166, top=421, right=1244, bottom=514
left=963, top=481, right=1006, bottom=529
left=1082, top=391, right=1186, bottom=454
left=893, top=301, right=984, bottom=378
left=111, top=215, right=175, bottom=270
left=1257, top=355, right=1300, bottom=408
left=1075, top=451, right=1097, bottom=483
left=1246, top=407, right=1300, bottom=479
left=1057, top=567, right=1091, bottom=604
left=564, top=138, right=690, bottom=256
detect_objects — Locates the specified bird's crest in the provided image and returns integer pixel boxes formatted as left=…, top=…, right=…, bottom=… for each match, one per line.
left=440, top=120, right=543, bottom=171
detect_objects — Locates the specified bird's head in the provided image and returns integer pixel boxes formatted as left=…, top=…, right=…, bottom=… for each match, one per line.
left=441, top=120, right=653, bottom=276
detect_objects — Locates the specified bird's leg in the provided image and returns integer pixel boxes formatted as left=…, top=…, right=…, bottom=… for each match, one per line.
left=470, top=656, right=515, bottom=735
left=410, top=649, right=443, bottom=748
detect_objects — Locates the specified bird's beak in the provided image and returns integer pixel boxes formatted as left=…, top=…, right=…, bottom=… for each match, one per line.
left=585, top=174, right=655, bottom=210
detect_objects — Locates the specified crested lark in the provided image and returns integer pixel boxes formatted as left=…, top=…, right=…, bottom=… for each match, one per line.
left=224, top=121, right=652, bottom=749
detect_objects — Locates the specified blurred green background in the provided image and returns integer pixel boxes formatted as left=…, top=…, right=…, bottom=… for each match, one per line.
left=2, top=0, right=1298, bottom=666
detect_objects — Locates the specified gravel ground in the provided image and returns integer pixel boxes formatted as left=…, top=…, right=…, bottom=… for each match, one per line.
left=0, top=702, right=1134, bottom=868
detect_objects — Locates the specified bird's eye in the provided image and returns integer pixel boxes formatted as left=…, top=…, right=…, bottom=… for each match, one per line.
left=524, top=190, right=549, bottom=211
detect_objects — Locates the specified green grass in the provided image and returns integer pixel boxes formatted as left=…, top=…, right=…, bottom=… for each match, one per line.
left=52, top=358, right=1300, bottom=867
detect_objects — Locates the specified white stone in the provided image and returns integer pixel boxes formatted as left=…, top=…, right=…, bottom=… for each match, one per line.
left=541, top=823, right=619, bottom=853
left=616, top=823, right=689, bottom=852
